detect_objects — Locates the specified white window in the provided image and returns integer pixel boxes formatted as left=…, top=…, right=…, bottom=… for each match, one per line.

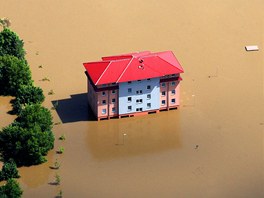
left=136, top=99, right=143, bottom=103
left=171, top=99, right=176, bottom=104
left=147, top=94, right=151, bottom=99
left=147, top=103, right=151, bottom=108
left=128, top=97, right=132, bottom=102
left=112, top=90, right=116, bottom=94
left=171, top=81, right=176, bottom=86
left=162, top=91, right=166, bottom=96
left=128, top=88, right=132, bottom=93
left=102, top=100, right=106, bottom=105
left=102, top=91, right=106, bottom=96
left=161, top=100, right=166, bottom=105
left=147, top=85, right=151, bottom=90
left=112, top=98, right=116, bottom=103
left=161, top=82, right=165, bottom=87
left=102, top=109, right=106, bottom=114
left=128, top=106, right=132, bottom=111
left=112, top=107, right=116, bottom=113
left=171, top=90, right=175, bottom=95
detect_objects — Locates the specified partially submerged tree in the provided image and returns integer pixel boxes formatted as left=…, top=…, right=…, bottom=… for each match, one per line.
left=0, top=159, right=20, bottom=181
left=0, top=104, right=54, bottom=166
left=15, top=104, right=53, bottom=132
left=0, top=17, right=11, bottom=29
left=0, top=28, right=25, bottom=59
left=11, top=85, right=45, bottom=114
left=0, top=55, right=32, bottom=96
left=0, top=179, right=23, bottom=198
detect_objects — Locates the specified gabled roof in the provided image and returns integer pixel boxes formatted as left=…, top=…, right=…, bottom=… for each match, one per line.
left=83, top=51, right=184, bottom=85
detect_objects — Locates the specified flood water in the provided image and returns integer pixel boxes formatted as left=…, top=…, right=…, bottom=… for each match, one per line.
left=0, top=0, right=263, bottom=197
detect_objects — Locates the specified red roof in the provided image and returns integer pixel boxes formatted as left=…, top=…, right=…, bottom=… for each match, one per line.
left=83, top=51, right=184, bottom=85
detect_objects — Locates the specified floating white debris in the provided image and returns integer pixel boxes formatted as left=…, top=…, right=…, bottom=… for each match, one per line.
left=245, top=45, right=259, bottom=51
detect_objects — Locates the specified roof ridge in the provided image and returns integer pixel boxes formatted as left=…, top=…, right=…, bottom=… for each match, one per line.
left=116, top=57, right=134, bottom=83
left=95, top=61, right=112, bottom=85
left=156, top=55, right=184, bottom=72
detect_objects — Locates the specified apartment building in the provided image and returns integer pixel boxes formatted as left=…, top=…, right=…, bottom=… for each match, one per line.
left=83, top=51, right=183, bottom=120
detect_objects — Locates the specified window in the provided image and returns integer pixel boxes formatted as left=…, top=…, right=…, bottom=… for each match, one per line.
left=112, top=107, right=116, bottom=112
left=162, top=91, right=166, bottom=96
left=171, top=99, right=176, bottom=104
left=102, top=100, right=106, bottom=105
left=136, top=99, right=143, bottom=103
left=147, top=85, right=151, bottom=90
left=136, top=90, right=143, bottom=94
left=161, top=82, right=166, bottom=87
left=171, top=81, right=176, bottom=86
left=128, top=81, right=131, bottom=84
left=137, top=80, right=141, bottom=82
left=136, top=108, right=143, bottom=111
left=147, top=94, right=151, bottom=99
left=128, top=88, right=132, bottom=93
left=147, top=78, right=150, bottom=81
left=128, top=97, right=132, bottom=102
left=128, top=106, right=132, bottom=111
left=171, top=90, right=175, bottom=95
left=162, top=100, right=166, bottom=105
left=111, top=90, right=116, bottom=94
left=147, top=103, right=151, bottom=108
left=112, top=98, right=116, bottom=103
left=102, top=91, right=106, bottom=96
left=102, top=109, right=106, bottom=114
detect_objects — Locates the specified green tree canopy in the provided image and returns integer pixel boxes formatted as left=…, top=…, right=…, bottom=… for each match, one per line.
left=0, top=124, right=54, bottom=166
left=15, top=104, right=53, bottom=132
left=0, top=179, right=23, bottom=198
left=0, top=159, right=20, bottom=181
left=0, top=55, right=32, bottom=96
left=11, top=85, right=45, bottom=114
left=0, top=28, right=25, bottom=59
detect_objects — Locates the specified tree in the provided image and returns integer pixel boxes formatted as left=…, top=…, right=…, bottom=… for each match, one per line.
left=0, top=159, right=20, bottom=181
left=0, top=28, right=25, bottom=59
left=0, top=124, right=54, bottom=166
left=0, top=55, right=32, bottom=96
left=15, top=104, right=53, bottom=132
left=0, top=179, right=23, bottom=198
left=11, top=85, right=45, bottom=114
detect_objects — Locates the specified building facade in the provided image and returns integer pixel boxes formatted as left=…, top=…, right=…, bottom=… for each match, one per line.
left=84, top=51, right=184, bottom=120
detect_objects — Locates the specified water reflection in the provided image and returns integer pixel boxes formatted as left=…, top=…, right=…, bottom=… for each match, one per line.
left=86, top=110, right=182, bottom=160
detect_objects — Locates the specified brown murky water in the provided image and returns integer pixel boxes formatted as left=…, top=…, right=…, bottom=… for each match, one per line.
left=1, top=0, right=263, bottom=197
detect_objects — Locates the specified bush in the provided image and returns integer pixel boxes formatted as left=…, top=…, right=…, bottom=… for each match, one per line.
left=0, top=179, right=23, bottom=198
left=11, top=85, right=45, bottom=114
left=0, top=28, right=25, bottom=59
left=0, top=159, right=20, bottom=181
left=0, top=55, right=32, bottom=96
